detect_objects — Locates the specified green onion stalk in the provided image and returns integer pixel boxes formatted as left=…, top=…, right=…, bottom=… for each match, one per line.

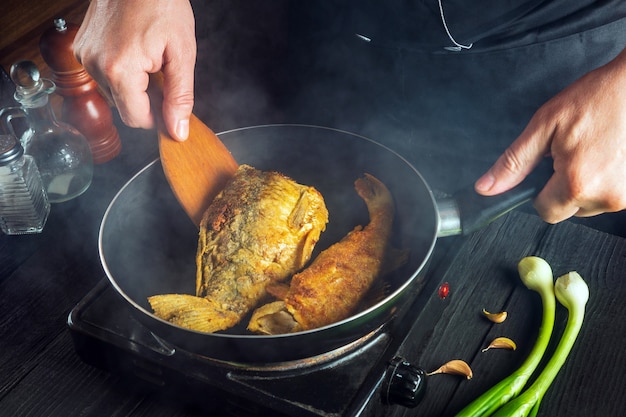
left=455, top=256, right=557, bottom=417
left=492, top=271, right=589, bottom=417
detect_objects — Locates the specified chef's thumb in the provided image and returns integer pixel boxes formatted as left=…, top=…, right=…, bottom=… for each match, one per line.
left=475, top=147, right=543, bottom=196
left=161, top=75, right=194, bottom=142
left=475, top=112, right=553, bottom=196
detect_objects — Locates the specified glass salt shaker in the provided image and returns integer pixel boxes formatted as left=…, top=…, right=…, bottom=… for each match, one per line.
left=0, top=134, right=50, bottom=235
left=0, top=60, right=93, bottom=203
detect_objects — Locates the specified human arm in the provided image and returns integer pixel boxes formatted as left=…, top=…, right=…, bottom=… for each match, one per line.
left=475, top=47, right=626, bottom=223
left=73, top=0, right=196, bottom=141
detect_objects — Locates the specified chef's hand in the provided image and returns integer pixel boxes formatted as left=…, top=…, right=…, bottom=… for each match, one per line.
left=475, top=47, right=626, bottom=223
left=74, top=0, right=196, bottom=141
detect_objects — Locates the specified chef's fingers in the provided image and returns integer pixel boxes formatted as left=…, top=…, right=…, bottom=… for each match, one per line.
left=74, top=41, right=154, bottom=130
left=475, top=116, right=552, bottom=196
left=536, top=168, right=624, bottom=221
left=160, top=66, right=194, bottom=142
left=532, top=171, right=581, bottom=223
left=159, top=29, right=196, bottom=142
left=109, top=69, right=155, bottom=130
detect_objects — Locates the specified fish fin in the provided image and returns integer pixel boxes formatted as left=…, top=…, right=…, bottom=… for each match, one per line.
left=148, top=294, right=239, bottom=333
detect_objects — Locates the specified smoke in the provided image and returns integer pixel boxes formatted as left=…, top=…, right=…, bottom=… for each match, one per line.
left=187, top=1, right=495, bottom=194
left=186, top=0, right=619, bottom=203
left=191, top=0, right=290, bottom=131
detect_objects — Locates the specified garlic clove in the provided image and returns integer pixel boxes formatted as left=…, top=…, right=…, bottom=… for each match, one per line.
left=482, top=337, right=517, bottom=352
left=482, top=308, right=508, bottom=323
left=427, top=359, right=473, bottom=380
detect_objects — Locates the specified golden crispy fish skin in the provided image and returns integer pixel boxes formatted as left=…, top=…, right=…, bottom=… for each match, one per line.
left=248, top=173, right=394, bottom=334
left=148, top=164, right=328, bottom=333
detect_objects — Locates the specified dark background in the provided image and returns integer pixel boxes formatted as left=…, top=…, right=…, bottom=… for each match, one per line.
left=188, top=0, right=626, bottom=236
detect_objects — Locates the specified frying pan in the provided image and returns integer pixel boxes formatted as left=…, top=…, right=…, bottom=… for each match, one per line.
left=99, top=124, right=546, bottom=363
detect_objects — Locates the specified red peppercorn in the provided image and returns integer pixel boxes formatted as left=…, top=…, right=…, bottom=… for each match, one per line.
left=438, top=282, right=450, bottom=299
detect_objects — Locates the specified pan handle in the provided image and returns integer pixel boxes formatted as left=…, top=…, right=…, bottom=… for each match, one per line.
left=436, top=159, right=553, bottom=237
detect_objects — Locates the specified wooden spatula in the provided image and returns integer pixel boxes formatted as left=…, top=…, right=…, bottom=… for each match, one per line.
left=148, top=73, right=239, bottom=226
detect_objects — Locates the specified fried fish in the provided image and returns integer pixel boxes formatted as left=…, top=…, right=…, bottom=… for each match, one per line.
left=148, top=164, right=329, bottom=333
left=248, top=173, right=397, bottom=334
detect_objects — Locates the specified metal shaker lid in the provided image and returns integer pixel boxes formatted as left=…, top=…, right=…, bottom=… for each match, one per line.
left=0, top=134, right=24, bottom=166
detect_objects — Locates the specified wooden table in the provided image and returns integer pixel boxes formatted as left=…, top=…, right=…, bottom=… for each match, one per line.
left=392, top=210, right=626, bottom=416
left=1, top=113, right=625, bottom=416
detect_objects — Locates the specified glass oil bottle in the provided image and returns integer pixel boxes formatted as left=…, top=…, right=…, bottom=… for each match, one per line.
left=0, top=60, right=93, bottom=203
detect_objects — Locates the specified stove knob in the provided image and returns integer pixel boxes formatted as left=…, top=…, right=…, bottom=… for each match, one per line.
left=384, top=357, right=427, bottom=408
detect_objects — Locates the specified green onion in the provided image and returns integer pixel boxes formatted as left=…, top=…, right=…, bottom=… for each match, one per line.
left=455, top=256, right=556, bottom=417
left=492, top=271, right=589, bottom=417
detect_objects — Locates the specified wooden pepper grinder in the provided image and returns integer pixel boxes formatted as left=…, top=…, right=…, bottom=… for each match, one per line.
left=39, top=18, right=121, bottom=164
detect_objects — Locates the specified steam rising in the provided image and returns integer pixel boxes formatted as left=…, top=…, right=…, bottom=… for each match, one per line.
left=190, top=2, right=521, bottom=193
left=189, top=1, right=602, bottom=195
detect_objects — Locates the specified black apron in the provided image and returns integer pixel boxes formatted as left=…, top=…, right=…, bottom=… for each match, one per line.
left=285, top=0, right=626, bottom=191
